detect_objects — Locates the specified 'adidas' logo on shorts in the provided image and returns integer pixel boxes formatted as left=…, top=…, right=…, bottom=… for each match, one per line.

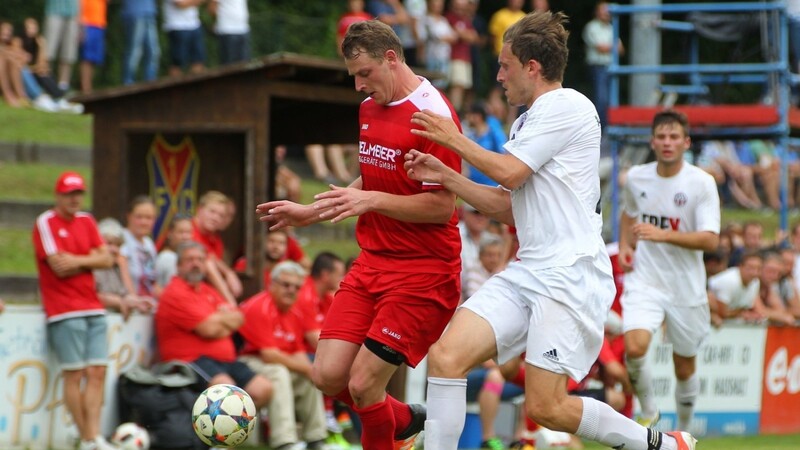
left=543, top=348, right=559, bottom=361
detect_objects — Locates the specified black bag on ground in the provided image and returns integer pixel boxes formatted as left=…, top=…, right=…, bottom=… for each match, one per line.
left=117, top=362, right=208, bottom=450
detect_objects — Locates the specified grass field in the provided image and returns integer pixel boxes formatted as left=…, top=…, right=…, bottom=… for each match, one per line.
left=1, top=101, right=92, bottom=147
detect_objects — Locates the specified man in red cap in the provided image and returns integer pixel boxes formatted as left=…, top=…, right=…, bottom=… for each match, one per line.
left=32, top=171, right=116, bottom=450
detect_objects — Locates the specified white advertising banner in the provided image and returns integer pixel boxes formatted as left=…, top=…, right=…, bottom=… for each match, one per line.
left=643, top=324, right=766, bottom=436
left=0, top=306, right=154, bottom=450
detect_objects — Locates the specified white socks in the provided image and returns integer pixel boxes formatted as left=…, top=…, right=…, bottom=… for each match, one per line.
left=576, top=396, right=653, bottom=450
left=626, top=355, right=658, bottom=418
left=675, top=375, right=699, bottom=431
left=425, top=377, right=467, bottom=450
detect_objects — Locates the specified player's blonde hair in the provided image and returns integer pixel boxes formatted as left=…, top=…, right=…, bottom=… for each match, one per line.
left=341, top=20, right=405, bottom=62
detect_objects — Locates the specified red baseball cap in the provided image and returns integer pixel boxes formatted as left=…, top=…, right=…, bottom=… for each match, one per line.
left=55, top=171, right=86, bottom=194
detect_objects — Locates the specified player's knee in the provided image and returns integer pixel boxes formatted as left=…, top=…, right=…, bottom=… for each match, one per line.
left=311, top=364, right=346, bottom=396
left=625, top=341, right=648, bottom=359
left=525, top=397, right=560, bottom=430
left=674, top=365, right=695, bottom=381
left=428, top=340, right=469, bottom=378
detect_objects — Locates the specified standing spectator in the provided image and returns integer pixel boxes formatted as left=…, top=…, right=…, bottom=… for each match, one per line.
left=239, top=262, right=329, bottom=450
left=487, top=0, right=524, bottom=77
left=789, top=0, right=800, bottom=104
left=618, top=111, right=720, bottom=430
left=336, top=0, right=372, bottom=56
left=257, top=20, right=462, bottom=450
left=583, top=1, right=624, bottom=128
left=417, top=0, right=456, bottom=90
left=44, top=0, right=80, bottom=91
left=78, top=0, right=107, bottom=94
left=119, top=196, right=160, bottom=302
left=405, top=11, right=696, bottom=450
left=163, top=0, right=207, bottom=77
left=445, top=0, right=478, bottom=112
left=368, top=0, right=419, bottom=66
left=463, top=101, right=507, bottom=186
left=155, top=214, right=194, bottom=287
left=192, top=190, right=241, bottom=304
left=155, top=241, right=272, bottom=406
left=32, top=171, right=115, bottom=450
left=208, top=0, right=250, bottom=65
left=120, top=0, right=160, bottom=85
left=466, top=0, right=489, bottom=101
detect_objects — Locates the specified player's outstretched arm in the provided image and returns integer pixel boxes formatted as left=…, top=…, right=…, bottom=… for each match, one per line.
left=405, top=149, right=514, bottom=226
left=256, top=199, right=333, bottom=230
left=314, top=184, right=456, bottom=224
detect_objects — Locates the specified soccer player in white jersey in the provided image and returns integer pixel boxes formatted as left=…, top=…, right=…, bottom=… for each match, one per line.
left=619, top=110, right=720, bottom=432
left=404, top=11, right=699, bottom=450
left=257, top=20, right=462, bottom=450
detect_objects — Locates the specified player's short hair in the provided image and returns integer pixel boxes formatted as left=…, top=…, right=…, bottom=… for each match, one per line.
left=503, top=11, right=570, bottom=83
left=311, top=251, right=344, bottom=278
left=342, top=20, right=405, bottom=62
left=652, top=110, right=690, bottom=136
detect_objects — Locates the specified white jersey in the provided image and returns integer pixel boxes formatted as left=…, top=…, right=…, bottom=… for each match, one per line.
left=505, top=88, right=607, bottom=270
left=708, top=267, right=760, bottom=310
left=622, top=161, right=720, bottom=306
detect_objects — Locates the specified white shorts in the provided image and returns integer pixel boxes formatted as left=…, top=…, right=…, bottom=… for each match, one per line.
left=621, top=287, right=710, bottom=357
left=461, top=257, right=615, bottom=381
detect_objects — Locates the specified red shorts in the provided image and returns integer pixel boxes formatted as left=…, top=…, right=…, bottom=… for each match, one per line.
left=320, top=261, right=460, bottom=367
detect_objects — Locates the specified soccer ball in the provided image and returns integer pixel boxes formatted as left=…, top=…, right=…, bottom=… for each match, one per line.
left=111, top=422, right=150, bottom=450
left=192, top=384, right=257, bottom=448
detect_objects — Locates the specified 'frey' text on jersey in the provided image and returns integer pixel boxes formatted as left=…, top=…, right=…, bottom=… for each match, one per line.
left=641, top=214, right=681, bottom=231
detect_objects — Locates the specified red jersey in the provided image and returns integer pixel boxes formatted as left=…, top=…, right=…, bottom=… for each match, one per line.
left=239, top=291, right=313, bottom=355
left=33, top=210, right=105, bottom=322
left=446, top=12, right=474, bottom=62
left=155, top=277, right=236, bottom=362
left=356, top=78, right=462, bottom=274
left=337, top=11, right=372, bottom=40
left=295, top=277, right=331, bottom=352
left=192, top=220, right=224, bottom=259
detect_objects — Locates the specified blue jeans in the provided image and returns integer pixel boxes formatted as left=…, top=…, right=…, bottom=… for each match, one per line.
left=21, top=68, right=43, bottom=99
left=589, top=64, right=610, bottom=127
left=122, top=15, right=160, bottom=85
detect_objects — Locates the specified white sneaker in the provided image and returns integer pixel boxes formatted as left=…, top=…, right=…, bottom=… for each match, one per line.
left=57, top=98, right=84, bottom=114
left=32, top=94, right=59, bottom=112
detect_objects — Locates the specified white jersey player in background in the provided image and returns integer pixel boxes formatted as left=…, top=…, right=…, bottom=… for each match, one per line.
left=618, top=110, right=720, bottom=432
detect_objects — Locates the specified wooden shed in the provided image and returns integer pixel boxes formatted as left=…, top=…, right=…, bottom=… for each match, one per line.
left=77, top=53, right=364, bottom=295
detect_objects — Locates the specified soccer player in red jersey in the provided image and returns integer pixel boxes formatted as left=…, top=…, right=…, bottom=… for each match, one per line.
left=257, top=20, right=462, bottom=450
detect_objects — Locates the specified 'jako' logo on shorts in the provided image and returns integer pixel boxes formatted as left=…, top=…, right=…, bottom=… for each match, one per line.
left=382, top=327, right=401, bottom=340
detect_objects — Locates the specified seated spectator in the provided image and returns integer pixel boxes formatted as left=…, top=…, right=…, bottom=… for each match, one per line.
left=462, top=235, right=505, bottom=300
left=20, top=17, right=82, bottom=112
left=155, top=241, right=272, bottom=407
left=275, top=145, right=302, bottom=203
left=94, top=218, right=152, bottom=319
left=708, top=251, right=764, bottom=327
left=234, top=228, right=290, bottom=286
left=463, top=102, right=506, bottom=186
left=0, top=20, right=59, bottom=112
left=758, top=251, right=799, bottom=325
left=459, top=203, right=493, bottom=277
left=238, top=261, right=329, bottom=450
left=155, top=214, right=194, bottom=287
left=192, top=191, right=242, bottom=304
left=728, top=221, right=765, bottom=267
left=120, top=196, right=161, bottom=301
left=305, top=144, right=356, bottom=185
left=778, top=247, right=800, bottom=321
left=696, top=140, right=761, bottom=210
left=703, top=247, right=730, bottom=279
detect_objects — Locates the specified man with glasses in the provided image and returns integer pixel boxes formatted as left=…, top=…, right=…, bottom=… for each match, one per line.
left=238, top=261, right=330, bottom=450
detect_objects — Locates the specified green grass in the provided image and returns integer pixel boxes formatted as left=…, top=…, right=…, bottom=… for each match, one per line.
left=0, top=162, right=92, bottom=204
left=580, top=433, right=800, bottom=449
left=0, top=227, right=34, bottom=274
left=1, top=101, right=92, bottom=147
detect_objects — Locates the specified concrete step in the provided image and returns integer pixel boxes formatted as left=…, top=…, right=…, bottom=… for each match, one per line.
left=0, top=200, right=50, bottom=227
left=0, top=140, right=90, bottom=166
left=0, top=274, right=38, bottom=302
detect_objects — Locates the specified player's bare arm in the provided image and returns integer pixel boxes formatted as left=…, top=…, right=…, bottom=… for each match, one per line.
left=411, top=109, right=532, bottom=190
left=314, top=183, right=456, bottom=224
left=405, top=149, right=514, bottom=226
left=631, top=222, right=719, bottom=252
left=256, top=199, right=335, bottom=230
left=618, top=213, right=637, bottom=272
